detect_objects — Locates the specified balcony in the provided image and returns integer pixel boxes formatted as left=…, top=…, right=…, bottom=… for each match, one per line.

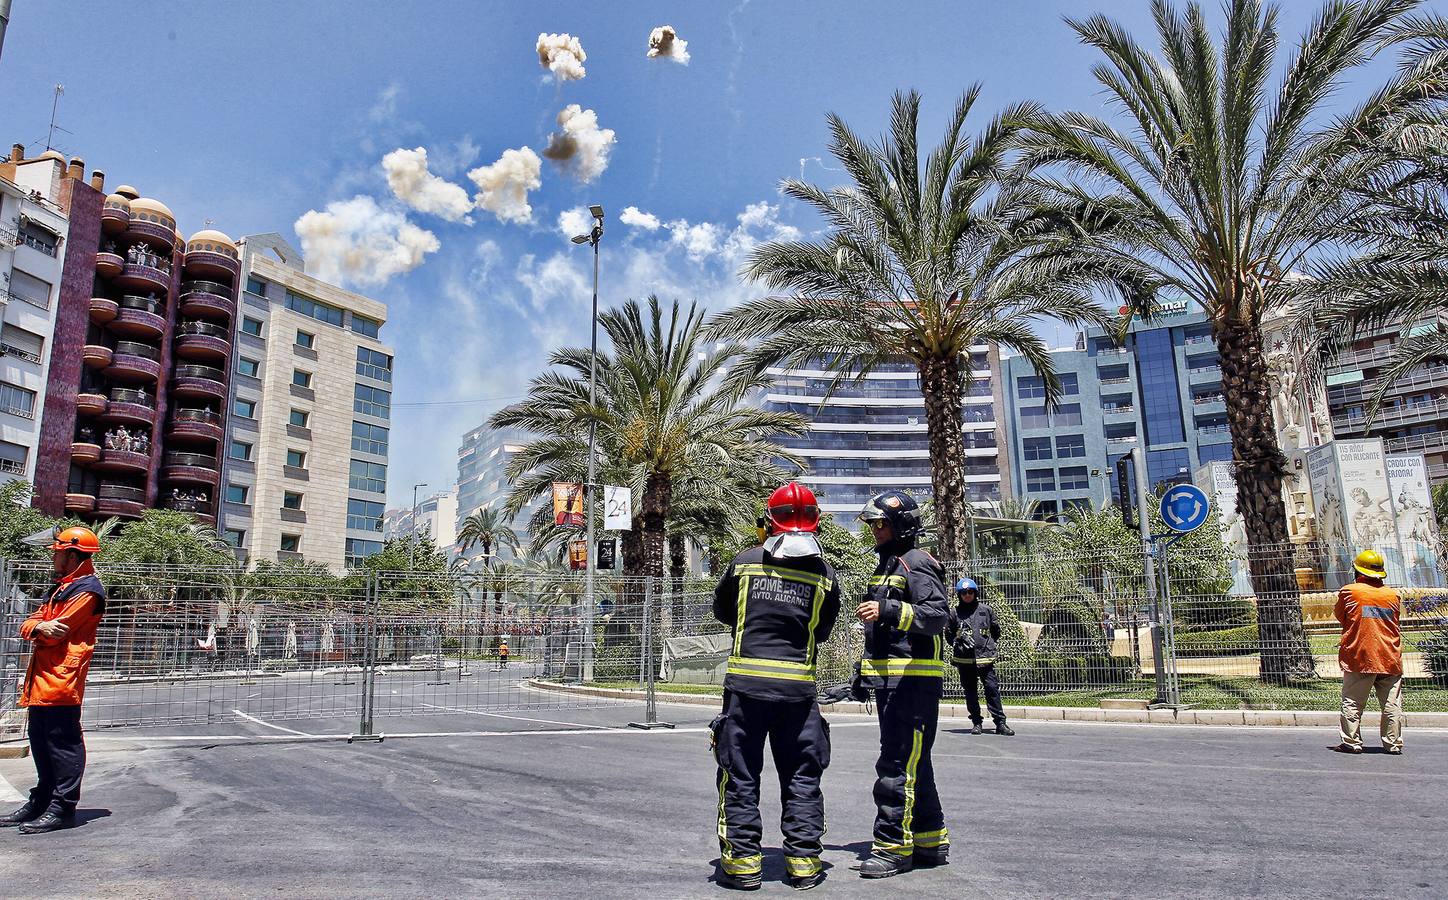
left=75, top=392, right=108, bottom=417
left=1183, top=334, right=1214, bottom=346
left=1197, top=424, right=1231, bottom=436
left=126, top=215, right=178, bottom=247
left=89, top=297, right=119, bottom=325
left=171, top=364, right=227, bottom=400
left=95, top=250, right=124, bottom=278
left=109, top=296, right=166, bottom=340
left=1099, top=376, right=1131, bottom=386
left=104, top=341, right=162, bottom=383
left=166, top=407, right=223, bottom=443
left=1105, top=434, right=1139, bottom=445
left=179, top=281, right=235, bottom=321
left=1333, top=396, right=1448, bottom=431
left=64, top=493, right=97, bottom=515
left=70, top=442, right=102, bottom=466
left=95, top=483, right=145, bottom=519
left=173, top=320, right=230, bottom=362
left=184, top=248, right=240, bottom=279
left=101, top=388, right=156, bottom=426
left=101, top=202, right=130, bottom=234
left=1103, top=405, right=1135, bottom=416
left=1387, top=431, right=1448, bottom=455
left=116, top=262, right=172, bottom=294
left=1193, top=394, right=1226, bottom=406
left=162, top=450, right=220, bottom=486
left=82, top=344, right=114, bottom=370
left=1096, top=347, right=1130, bottom=357
left=95, top=448, right=151, bottom=475
left=161, top=496, right=215, bottom=525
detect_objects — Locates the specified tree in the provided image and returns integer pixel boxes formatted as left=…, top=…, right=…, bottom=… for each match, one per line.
left=456, top=506, right=521, bottom=567
left=1011, top=0, right=1442, bottom=681
left=0, top=480, right=61, bottom=562
left=706, top=88, right=1114, bottom=567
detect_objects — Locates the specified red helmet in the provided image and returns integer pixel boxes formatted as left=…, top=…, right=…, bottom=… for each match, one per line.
left=766, top=482, right=820, bottom=534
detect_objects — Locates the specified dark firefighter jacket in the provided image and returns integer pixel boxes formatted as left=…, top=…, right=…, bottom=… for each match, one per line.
left=713, top=545, right=842, bottom=702
left=860, top=541, right=949, bottom=690
left=946, top=600, right=1000, bottom=666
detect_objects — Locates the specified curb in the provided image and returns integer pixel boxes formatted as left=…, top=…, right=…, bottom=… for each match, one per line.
left=526, top=680, right=1448, bottom=728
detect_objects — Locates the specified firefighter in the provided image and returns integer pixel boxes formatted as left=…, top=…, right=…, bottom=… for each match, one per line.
left=854, top=491, right=950, bottom=878
left=711, top=482, right=842, bottom=891
left=1, top=526, right=107, bottom=835
left=947, top=577, right=1013, bottom=736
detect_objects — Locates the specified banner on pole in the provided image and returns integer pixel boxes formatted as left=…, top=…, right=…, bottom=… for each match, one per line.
left=568, top=539, right=588, bottom=570
left=604, top=485, right=632, bottom=530
left=597, top=539, right=616, bottom=570
left=552, top=482, right=585, bottom=527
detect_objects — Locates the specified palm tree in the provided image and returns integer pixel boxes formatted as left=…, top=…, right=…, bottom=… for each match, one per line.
left=1011, top=0, right=1442, bottom=682
left=492, top=295, right=807, bottom=580
left=706, top=89, right=1116, bottom=566
left=456, top=506, right=521, bottom=568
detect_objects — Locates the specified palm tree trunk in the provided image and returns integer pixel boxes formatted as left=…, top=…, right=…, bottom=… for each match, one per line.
left=1215, top=316, right=1316, bottom=683
left=668, top=531, right=686, bottom=627
left=918, top=353, right=970, bottom=564
left=642, top=473, right=671, bottom=579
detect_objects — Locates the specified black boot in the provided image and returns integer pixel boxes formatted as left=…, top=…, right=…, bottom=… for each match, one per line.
left=787, top=871, right=825, bottom=891
left=18, top=811, right=73, bottom=834
left=970, top=722, right=983, bottom=735
left=0, top=802, right=42, bottom=827
left=914, top=845, right=950, bottom=868
left=719, top=870, right=762, bottom=891
left=996, top=722, right=1015, bottom=736
left=859, top=853, right=913, bottom=879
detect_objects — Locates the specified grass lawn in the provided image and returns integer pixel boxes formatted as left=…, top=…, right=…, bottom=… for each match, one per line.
left=1306, top=633, right=1432, bottom=655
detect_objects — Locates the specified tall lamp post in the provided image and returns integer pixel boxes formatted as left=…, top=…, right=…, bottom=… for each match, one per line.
left=409, top=482, right=427, bottom=570
left=571, top=204, right=604, bottom=683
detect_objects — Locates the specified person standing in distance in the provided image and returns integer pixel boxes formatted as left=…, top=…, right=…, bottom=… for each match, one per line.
left=855, top=491, right=950, bottom=878
left=710, top=483, right=842, bottom=891
left=2, top=527, right=108, bottom=834
left=1331, top=549, right=1405, bottom=755
left=946, top=578, right=1013, bottom=736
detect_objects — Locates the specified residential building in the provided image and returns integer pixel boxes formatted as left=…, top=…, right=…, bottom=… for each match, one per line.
left=1323, top=313, right=1448, bottom=486
left=0, top=145, right=240, bottom=524
left=217, top=233, right=392, bottom=571
left=385, top=490, right=458, bottom=547
left=762, top=349, right=1008, bottom=520
left=455, top=425, right=527, bottom=520
left=1001, top=307, right=1234, bottom=518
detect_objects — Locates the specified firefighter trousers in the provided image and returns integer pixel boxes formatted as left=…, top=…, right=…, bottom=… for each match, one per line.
left=956, top=662, right=1006, bottom=725
left=711, top=691, right=831, bottom=880
left=871, top=686, right=947, bottom=858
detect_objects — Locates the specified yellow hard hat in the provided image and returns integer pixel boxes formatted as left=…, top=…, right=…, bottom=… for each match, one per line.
left=1353, top=549, right=1386, bottom=579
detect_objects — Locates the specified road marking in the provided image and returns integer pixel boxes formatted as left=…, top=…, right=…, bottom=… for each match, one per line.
left=929, top=749, right=1448, bottom=779
left=231, top=710, right=317, bottom=737
left=417, top=702, right=613, bottom=730
left=0, top=771, right=24, bottom=802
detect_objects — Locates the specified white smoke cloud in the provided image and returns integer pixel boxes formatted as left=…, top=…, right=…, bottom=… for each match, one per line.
left=557, top=206, right=592, bottom=240
left=381, top=147, right=474, bottom=223
left=537, top=32, right=587, bottom=82
left=468, top=147, right=543, bottom=225
left=647, top=25, right=690, bottom=64
left=294, top=195, right=440, bottom=288
left=619, top=206, right=662, bottom=230
left=541, top=105, right=617, bottom=183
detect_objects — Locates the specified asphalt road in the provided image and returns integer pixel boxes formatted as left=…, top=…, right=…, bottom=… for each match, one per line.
left=1, top=701, right=1444, bottom=899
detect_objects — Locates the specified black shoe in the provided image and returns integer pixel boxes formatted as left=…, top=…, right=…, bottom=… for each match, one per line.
left=970, top=723, right=983, bottom=735
left=787, top=872, right=825, bottom=891
left=914, top=846, right=950, bottom=868
left=17, top=812, right=73, bottom=835
left=859, top=853, right=913, bottom=879
left=0, top=803, right=42, bottom=827
left=719, top=871, right=762, bottom=891
left=996, top=723, right=1015, bottom=736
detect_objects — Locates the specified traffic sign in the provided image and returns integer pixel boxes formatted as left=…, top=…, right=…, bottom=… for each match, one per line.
left=1160, top=483, right=1211, bottom=533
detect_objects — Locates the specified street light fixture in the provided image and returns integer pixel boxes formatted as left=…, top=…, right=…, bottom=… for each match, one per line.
left=409, top=482, right=427, bottom=571
left=571, top=205, right=604, bottom=684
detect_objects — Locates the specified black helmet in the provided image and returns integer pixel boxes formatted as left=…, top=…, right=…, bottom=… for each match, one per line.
left=857, top=491, right=923, bottom=539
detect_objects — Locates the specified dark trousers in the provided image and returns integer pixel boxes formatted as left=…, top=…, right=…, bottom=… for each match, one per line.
left=956, top=662, right=1006, bottom=725
left=27, top=705, right=86, bottom=816
left=711, top=691, right=831, bottom=879
left=871, top=686, right=947, bottom=858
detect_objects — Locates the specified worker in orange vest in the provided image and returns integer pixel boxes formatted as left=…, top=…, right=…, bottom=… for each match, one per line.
left=498, top=638, right=510, bottom=670
left=2, top=527, right=108, bottom=834
left=1331, top=549, right=1405, bottom=755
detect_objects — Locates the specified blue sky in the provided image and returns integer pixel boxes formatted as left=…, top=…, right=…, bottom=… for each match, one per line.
left=1, top=1, right=1426, bottom=507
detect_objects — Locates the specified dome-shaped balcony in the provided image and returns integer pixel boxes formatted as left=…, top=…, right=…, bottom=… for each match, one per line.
left=173, top=320, right=230, bottom=363
left=171, top=364, right=227, bottom=401
left=116, top=261, right=172, bottom=294
left=94, top=448, right=151, bottom=475
left=95, top=250, right=124, bottom=278
left=95, top=483, right=145, bottom=519
left=89, top=297, right=119, bottom=325
left=105, top=341, right=162, bottom=383
left=101, top=196, right=132, bottom=234
left=82, top=344, right=114, bottom=370
left=179, top=281, right=235, bottom=322
left=161, top=494, right=215, bottom=525
left=166, top=407, right=224, bottom=444
left=70, top=442, right=102, bottom=466
left=125, top=199, right=178, bottom=249
left=109, top=295, right=166, bottom=340
left=184, top=231, right=240, bottom=279
left=76, top=392, right=108, bottom=417
left=100, top=388, right=156, bottom=426
left=162, top=450, right=220, bottom=486
left=64, top=493, right=97, bottom=515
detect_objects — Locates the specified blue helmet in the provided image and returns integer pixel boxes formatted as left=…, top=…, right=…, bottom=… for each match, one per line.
left=955, top=577, right=979, bottom=596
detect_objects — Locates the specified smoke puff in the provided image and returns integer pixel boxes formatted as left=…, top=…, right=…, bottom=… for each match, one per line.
left=294, top=195, right=440, bottom=288
left=647, top=25, right=690, bottom=64
left=537, top=32, right=587, bottom=82
left=541, top=105, right=616, bottom=183
left=382, top=147, right=474, bottom=222
left=468, top=147, right=544, bottom=225
left=620, top=206, right=662, bottom=230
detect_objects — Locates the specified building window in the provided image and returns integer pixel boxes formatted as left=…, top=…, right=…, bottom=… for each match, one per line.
left=351, top=315, right=382, bottom=339
left=1023, top=437, right=1052, bottom=461
left=1059, top=466, right=1090, bottom=491
left=286, top=449, right=307, bottom=469
left=345, top=538, right=383, bottom=566
left=0, top=440, right=27, bottom=475
left=1146, top=448, right=1192, bottom=492
left=347, top=498, right=384, bottom=532
left=1051, top=403, right=1082, bottom=426
left=229, top=440, right=253, bottom=461
left=289, top=408, right=309, bottom=428
left=349, top=458, right=386, bottom=493
left=233, top=397, right=257, bottom=419
left=351, top=421, right=389, bottom=455
left=241, top=317, right=264, bottom=337
left=237, top=357, right=260, bottom=377
left=0, top=323, right=45, bottom=363
left=280, top=534, right=301, bottom=553
left=1020, top=406, right=1050, bottom=429
left=283, top=491, right=304, bottom=510
left=1026, top=468, right=1056, bottom=493
left=356, top=347, right=392, bottom=383
left=245, top=276, right=267, bottom=296
left=223, top=528, right=245, bottom=548
left=18, top=223, right=59, bottom=257
left=1060, top=373, right=1079, bottom=396
left=285, top=291, right=345, bottom=327
left=1137, top=328, right=1187, bottom=445
left=0, top=382, right=36, bottom=419
left=1017, top=376, right=1046, bottom=399
left=225, top=484, right=249, bottom=504
left=1055, top=434, right=1086, bottom=458
left=1198, top=442, right=1234, bottom=465
left=292, top=369, right=312, bottom=388
left=295, top=330, right=315, bottom=350
left=354, top=384, right=390, bottom=419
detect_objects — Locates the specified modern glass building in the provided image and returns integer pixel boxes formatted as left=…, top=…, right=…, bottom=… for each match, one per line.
left=1001, top=309, right=1233, bottom=518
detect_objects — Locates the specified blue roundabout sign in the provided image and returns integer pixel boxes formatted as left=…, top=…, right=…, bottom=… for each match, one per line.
left=1160, top=483, right=1211, bottom=533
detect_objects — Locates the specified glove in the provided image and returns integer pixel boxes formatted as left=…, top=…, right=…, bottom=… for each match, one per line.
left=816, top=682, right=855, bottom=706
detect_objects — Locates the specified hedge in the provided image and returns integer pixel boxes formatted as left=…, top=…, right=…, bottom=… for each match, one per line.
left=1172, top=624, right=1260, bottom=657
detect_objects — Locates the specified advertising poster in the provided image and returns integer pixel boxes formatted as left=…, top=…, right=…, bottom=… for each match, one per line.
left=568, top=539, right=588, bottom=571
left=1196, top=461, right=1252, bottom=595
left=552, top=482, right=585, bottom=527
left=1335, top=439, right=1402, bottom=579
left=1386, top=453, right=1441, bottom=587
left=1306, top=442, right=1350, bottom=585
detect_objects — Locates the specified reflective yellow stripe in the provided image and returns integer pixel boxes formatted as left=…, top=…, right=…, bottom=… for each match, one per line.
left=717, top=769, right=732, bottom=860
left=727, top=659, right=817, bottom=682
left=868, top=574, right=907, bottom=589
left=784, top=856, right=822, bottom=877
left=729, top=655, right=812, bottom=672
left=736, top=576, right=750, bottom=638
left=859, top=658, right=944, bottom=678
left=915, top=828, right=949, bottom=848
left=897, top=602, right=915, bottom=632
left=736, top=564, right=829, bottom=592
left=902, top=727, right=922, bottom=848
left=721, top=853, right=763, bottom=875
left=805, top=578, right=825, bottom=661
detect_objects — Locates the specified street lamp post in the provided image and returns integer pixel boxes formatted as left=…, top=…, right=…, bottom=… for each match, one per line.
left=409, top=482, right=427, bottom=571
left=571, top=205, right=604, bottom=684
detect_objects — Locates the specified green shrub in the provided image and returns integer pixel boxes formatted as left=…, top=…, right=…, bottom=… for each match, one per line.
left=1061, top=656, right=1085, bottom=687
left=1172, top=624, right=1259, bottom=657
left=1422, top=624, right=1448, bottom=686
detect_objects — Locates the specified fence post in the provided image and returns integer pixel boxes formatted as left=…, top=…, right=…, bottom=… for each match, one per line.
left=350, top=572, right=383, bottom=743
left=1157, top=544, right=1184, bottom=708
left=630, top=577, right=673, bottom=730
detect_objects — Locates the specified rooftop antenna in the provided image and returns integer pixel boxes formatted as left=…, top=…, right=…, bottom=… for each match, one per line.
left=45, top=84, right=66, bottom=151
